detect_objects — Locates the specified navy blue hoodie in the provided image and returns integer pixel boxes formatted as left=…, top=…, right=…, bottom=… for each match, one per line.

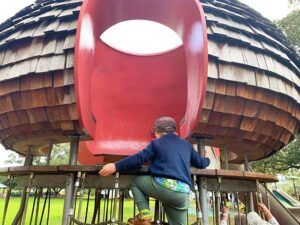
left=115, top=133, right=210, bottom=187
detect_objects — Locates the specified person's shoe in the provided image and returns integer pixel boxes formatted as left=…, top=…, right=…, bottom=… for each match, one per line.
left=127, top=214, right=151, bottom=225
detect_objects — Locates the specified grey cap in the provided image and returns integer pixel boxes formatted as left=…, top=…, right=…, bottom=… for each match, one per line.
left=153, top=117, right=176, bottom=133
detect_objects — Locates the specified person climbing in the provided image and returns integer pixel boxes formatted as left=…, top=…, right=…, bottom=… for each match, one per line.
left=247, top=203, right=279, bottom=225
left=99, top=116, right=210, bottom=225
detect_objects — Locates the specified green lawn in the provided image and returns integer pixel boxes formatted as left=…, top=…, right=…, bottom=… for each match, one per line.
left=0, top=197, right=229, bottom=224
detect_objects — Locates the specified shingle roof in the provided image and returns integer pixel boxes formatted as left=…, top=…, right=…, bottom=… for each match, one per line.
left=0, top=0, right=298, bottom=162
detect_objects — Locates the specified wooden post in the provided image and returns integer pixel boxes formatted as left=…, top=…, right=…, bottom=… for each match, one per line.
left=222, top=145, right=229, bottom=170
left=197, top=139, right=209, bottom=225
left=62, top=136, right=80, bottom=225
left=12, top=149, right=34, bottom=225
left=24, top=146, right=33, bottom=166
left=46, top=142, right=53, bottom=166
left=244, top=154, right=254, bottom=212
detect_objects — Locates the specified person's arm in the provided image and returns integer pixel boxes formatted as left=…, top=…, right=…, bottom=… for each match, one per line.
left=220, top=206, right=229, bottom=225
left=190, top=147, right=210, bottom=169
left=258, top=203, right=279, bottom=225
left=99, top=142, right=155, bottom=176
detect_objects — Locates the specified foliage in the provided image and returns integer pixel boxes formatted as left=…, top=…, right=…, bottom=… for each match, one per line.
left=275, top=9, right=300, bottom=53
left=3, top=143, right=70, bottom=166
left=0, top=176, right=6, bottom=185
left=49, top=143, right=70, bottom=165
left=288, top=0, right=300, bottom=6
left=251, top=135, right=300, bottom=174
left=4, top=152, right=24, bottom=166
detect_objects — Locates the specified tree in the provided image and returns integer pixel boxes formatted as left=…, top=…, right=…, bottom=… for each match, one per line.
left=4, top=152, right=24, bottom=166
left=3, top=143, right=70, bottom=166
left=251, top=135, right=300, bottom=174
left=276, top=9, right=300, bottom=53
left=288, top=0, right=300, bottom=5
left=49, top=143, right=70, bottom=165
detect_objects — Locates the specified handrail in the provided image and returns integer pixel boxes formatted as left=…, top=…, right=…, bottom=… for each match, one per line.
left=0, top=166, right=278, bottom=182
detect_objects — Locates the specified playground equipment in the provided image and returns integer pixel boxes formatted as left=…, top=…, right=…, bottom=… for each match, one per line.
left=0, top=0, right=299, bottom=224
left=75, top=0, right=208, bottom=163
left=272, top=189, right=300, bottom=208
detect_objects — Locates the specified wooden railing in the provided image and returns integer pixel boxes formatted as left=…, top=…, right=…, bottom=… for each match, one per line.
left=0, top=165, right=279, bottom=225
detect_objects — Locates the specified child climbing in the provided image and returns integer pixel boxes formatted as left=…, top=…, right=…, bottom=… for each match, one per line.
left=99, top=117, right=210, bottom=225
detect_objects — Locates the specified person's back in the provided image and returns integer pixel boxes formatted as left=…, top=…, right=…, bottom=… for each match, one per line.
left=99, top=117, right=210, bottom=225
left=149, top=133, right=208, bottom=187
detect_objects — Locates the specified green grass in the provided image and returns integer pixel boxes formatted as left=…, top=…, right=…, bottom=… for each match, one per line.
left=0, top=197, right=64, bottom=224
left=0, top=197, right=222, bottom=224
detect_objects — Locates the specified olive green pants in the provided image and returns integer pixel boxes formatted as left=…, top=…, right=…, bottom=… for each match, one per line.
left=131, top=176, right=190, bottom=225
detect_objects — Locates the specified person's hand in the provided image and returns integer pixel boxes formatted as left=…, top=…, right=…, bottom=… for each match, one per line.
left=99, top=163, right=117, bottom=176
left=258, top=203, right=268, bottom=212
left=258, top=203, right=273, bottom=220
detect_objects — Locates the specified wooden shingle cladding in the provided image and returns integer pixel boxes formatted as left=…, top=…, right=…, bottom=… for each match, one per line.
left=0, top=0, right=298, bottom=161
left=198, top=0, right=300, bottom=162
left=0, top=0, right=85, bottom=155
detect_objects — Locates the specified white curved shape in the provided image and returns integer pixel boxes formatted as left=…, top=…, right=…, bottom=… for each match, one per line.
left=100, top=20, right=183, bottom=56
left=80, top=14, right=95, bottom=52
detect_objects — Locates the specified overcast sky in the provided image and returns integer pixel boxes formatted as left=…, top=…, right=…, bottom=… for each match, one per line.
left=0, top=0, right=296, bottom=166
left=0, top=0, right=296, bottom=24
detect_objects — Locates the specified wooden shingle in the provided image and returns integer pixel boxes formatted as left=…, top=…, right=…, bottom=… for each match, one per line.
left=0, top=0, right=297, bottom=160
left=63, top=33, right=75, bottom=50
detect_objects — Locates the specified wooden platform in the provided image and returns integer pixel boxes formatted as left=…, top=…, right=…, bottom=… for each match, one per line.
left=0, top=165, right=278, bottom=183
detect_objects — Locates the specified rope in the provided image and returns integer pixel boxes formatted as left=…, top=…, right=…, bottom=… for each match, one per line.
left=2, top=175, right=13, bottom=225
left=29, top=188, right=38, bottom=225
left=11, top=187, right=28, bottom=225
left=70, top=174, right=81, bottom=225
left=34, top=188, right=42, bottom=225
left=97, top=189, right=102, bottom=223
left=12, top=173, right=34, bottom=225
left=192, top=175, right=203, bottom=225
left=77, top=173, right=86, bottom=221
left=73, top=173, right=127, bottom=225
left=46, top=189, right=51, bottom=225
left=84, top=189, right=91, bottom=223
left=212, top=192, right=215, bottom=225
left=92, top=189, right=100, bottom=224
left=39, top=189, right=49, bottom=225
left=236, top=192, right=241, bottom=225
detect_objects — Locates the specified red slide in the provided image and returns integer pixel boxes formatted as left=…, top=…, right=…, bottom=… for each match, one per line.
left=75, top=0, right=208, bottom=164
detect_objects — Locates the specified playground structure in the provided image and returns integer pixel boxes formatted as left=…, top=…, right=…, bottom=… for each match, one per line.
left=0, top=0, right=299, bottom=224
